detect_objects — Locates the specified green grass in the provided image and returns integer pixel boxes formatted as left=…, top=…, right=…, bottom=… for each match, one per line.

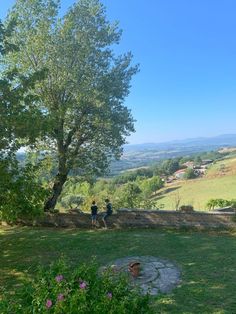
left=1, top=227, right=236, bottom=313
left=155, top=175, right=236, bottom=210
left=154, top=157, right=236, bottom=210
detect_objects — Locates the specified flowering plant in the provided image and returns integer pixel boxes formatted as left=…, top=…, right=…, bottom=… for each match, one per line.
left=1, top=258, right=153, bottom=313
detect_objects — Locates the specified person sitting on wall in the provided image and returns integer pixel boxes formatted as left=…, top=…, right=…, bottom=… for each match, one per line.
left=91, top=200, right=98, bottom=228
left=102, top=198, right=113, bottom=229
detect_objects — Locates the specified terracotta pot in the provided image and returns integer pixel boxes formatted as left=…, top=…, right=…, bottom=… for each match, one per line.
left=128, top=262, right=141, bottom=277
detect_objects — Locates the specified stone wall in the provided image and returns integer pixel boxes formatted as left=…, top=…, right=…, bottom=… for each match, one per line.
left=24, top=209, right=236, bottom=229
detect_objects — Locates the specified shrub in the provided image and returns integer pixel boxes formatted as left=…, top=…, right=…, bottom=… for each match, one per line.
left=183, top=169, right=197, bottom=180
left=179, top=205, right=194, bottom=212
left=139, top=198, right=159, bottom=210
left=115, top=182, right=142, bottom=209
left=1, top=259, right=153, bottom=314
left=0, top=160, right=48, bottom=222
left=60, top=195, right=84, bottom=210
left=206, top=198, right=235, bottom=210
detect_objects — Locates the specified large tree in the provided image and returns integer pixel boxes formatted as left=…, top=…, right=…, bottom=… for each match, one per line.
left=5, top=0, right=138, bottom=210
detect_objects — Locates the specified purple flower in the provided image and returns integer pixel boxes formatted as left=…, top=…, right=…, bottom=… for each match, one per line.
left=107, top=292, right=112, bottom=299
left=55, top=274, right=64, bottom=282
left=46, top=299, right=52, bottom=308
left=79, top=281, right=87, bottom=289
left=57, top=293, right=64, bottom=302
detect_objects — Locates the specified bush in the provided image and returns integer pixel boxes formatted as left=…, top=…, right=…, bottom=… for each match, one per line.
left=179, top=205, right=194, bottom=212
left=115, top=182, right=142, bottom=209
left=1, top=259, right=153, bottom=314
left=183, top=169, right=197, bottom=180
left=206, top=198, right=236, bottom=210
left=0, top=160, right=48, bottom=222
left=139, top=198, right=159, bottom=210
left=60, top=195, right=84, bottom=210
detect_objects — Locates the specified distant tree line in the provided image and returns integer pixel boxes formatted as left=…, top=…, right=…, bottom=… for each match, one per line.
left=58, top=173, right=164, bottom=212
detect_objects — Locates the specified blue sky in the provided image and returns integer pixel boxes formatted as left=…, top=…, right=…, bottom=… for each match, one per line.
left=1, top=0, right=236, bottom=144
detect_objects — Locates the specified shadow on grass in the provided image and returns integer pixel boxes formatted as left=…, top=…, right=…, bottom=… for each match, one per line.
left=153, top=186, right=181, bottom=202
left=156, top=186, right=181, bottom=196
left=152, top=280, right=233, bottom=314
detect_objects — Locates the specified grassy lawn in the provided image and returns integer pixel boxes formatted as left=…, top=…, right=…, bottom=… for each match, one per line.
left=154, top=157, right=236, bottom=210
left=1, top=227, right=236, bottom=313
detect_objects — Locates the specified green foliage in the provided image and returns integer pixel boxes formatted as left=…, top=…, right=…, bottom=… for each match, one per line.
left=159, top=159, right=180, bottom=176
left=115, top=182, right=142, bottom=209
left=184, top=168, right=196, bottom=180
left=0, top=21, right=47, bottom=153
left=200, top=151, right=222, bottom=161
left=140, top=176, right=164, bottom=198
left=206, top=198, right=236, bottom=210
left=113, top=168, right=153, bottom=184
left=60, top=195, right=84, bottom=210
left=58, top=173, right=165, bottom=211
left=1, top=258, right=153, bottom=314
left=0, top=159, right=48, bottom=222
left=59, top=178, right=113, bottom=212
left=0, top=19, right=49, bottom=221
left=59, top=179, right=91, bottom=211
left=138, top=198, right=159, bottom=210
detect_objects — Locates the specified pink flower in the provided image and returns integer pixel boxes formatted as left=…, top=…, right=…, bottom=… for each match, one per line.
left=46, top=299, right=52, bottom=308
left=55, top=274, right=64, bottom=282
left=79, top=281, right=87, bottom=289
left=57, top=293, right=64, bottom=302
left=107, top=292, right=112, bottom=299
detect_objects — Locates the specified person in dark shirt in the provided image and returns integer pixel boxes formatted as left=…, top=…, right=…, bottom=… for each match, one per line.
left=102, top=199, right=113, bottom=229
left=91, top=200, right=98, bottom=227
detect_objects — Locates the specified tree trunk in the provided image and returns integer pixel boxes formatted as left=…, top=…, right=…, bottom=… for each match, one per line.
left=44, top=172, right=67, bottom=211
left=44, top=118, right=75, bottom=211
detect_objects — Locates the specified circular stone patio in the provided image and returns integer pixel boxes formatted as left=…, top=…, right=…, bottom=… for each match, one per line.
left=101, top=256, right=181, bottom=296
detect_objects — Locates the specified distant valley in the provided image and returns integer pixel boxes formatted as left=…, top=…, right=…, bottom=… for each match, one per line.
left=110, top=134, right=236, bottom=174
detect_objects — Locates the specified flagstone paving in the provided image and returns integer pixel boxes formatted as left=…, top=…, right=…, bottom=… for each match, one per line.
left=103, top=256, right=181, bottom=295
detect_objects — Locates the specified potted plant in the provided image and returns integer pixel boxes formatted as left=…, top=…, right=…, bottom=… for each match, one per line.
left=128, top=262, right=141, bottom=277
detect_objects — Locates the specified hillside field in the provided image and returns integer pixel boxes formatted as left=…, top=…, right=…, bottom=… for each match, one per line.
left=154, top=157, right=236, bottom=210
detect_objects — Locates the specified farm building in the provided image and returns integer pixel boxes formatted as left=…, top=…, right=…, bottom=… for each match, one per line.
left=174, top=169, right=186, bottom=179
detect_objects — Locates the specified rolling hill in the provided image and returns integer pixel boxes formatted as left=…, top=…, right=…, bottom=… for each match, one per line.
left=110, top=134, right=236, bottom=174
left=153, top=156, right=236, bottom=210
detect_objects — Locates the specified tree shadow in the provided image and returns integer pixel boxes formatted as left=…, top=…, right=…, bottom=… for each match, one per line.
left=156, top=186, right=181, bottom=196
